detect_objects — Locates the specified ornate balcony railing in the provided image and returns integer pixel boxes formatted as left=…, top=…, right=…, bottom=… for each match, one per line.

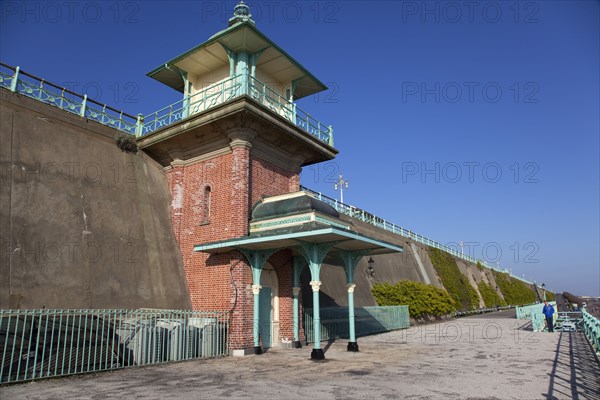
left=301, top=186, right=533, bottom=284
left=0, top=63, right=139, bottom=135
left=0, top=63, right=334, bottom=146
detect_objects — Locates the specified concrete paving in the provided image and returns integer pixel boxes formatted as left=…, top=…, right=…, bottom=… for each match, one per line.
left=2, top=313, right=599, bottom=400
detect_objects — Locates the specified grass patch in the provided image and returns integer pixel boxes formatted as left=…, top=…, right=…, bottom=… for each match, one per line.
left=372, top=280, right=456, bottom=319
left=428, top=248, right=479, bottom=310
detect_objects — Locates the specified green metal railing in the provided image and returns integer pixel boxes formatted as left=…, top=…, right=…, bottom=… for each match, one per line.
left=0, top=308, right=228, bottom=384
left=303, top=306, right=409, bottom=343
left=455, top=305, right=514, bottom=317
left=140, top=75, right=243, bottom=135
left=0, top=63, right=139, bottom=135
left=0, top=63, right=333, bottom=145
left=248, top=77, right=333, bottom=145
left=516, top=302, right=556, bottom=331
left=301, top=186, right=532, bottom=284
left=582, top=308, right=600, bottom=354
left=516, top=302, right=545, bottom=320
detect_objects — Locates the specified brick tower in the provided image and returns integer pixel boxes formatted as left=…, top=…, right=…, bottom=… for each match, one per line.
left=137, top=1, right=337, bottom=353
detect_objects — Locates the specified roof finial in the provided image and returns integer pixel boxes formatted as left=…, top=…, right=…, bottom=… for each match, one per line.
left=229, top=1, right=254, bottom=26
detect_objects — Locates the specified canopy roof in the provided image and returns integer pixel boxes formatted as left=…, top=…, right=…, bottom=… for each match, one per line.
left=147, top=21, right=327, bottom=100
left=194, top=225, right=404, bottom=256
left=194, top=192, right=403, bottom=257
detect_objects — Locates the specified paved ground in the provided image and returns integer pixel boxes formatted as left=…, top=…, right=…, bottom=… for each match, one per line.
left=2, top=312, right=599, bottom=400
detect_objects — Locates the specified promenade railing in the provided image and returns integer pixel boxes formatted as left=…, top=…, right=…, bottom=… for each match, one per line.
left=0, top=308, right=228, bottom=384
left=0, top=63, right=333, bottom=145
left=301, top=186, right=532, bottom=284
left=303, top=306, right=409, bottom=343
left=0, top=63, right=139, bottom=135
left=582, top=308, right=600, bottom=355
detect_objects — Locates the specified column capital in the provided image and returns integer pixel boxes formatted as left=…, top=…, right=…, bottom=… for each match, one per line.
left=346, top=283, right=356, bottom=293
left=228, top=128, right=256, bottom=149
left=292, top=287, right=301, bottom=296
left=251, top=284, right=262, bottom=295
left=309, top=280, right=322, bottom=292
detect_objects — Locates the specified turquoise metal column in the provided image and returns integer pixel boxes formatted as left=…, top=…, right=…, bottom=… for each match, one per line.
left=310, top=279, right=322, bottom=358
left=347, top=283, right=357, bottom=348
left=236, top=52, right=249, bottom=95
left=251, top=282, right=262, bottom=353
left=239, top=248, right=279, bottom=355
left=292, top=256, right=305, bottom=348
left=338, top=249, right=371, bottom=352
left=296, top=241, right=338, bottom=360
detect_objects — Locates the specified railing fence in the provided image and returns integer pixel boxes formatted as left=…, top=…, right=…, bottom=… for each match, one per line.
left=0, top=63, right=333, bottom=145
left=301, top=186, right=533, bottom=285
left=0, top=309, right=228, bottom=384
left=582, top=309, right=600, bottom=355
left=303, top=306, right=409, bottom=343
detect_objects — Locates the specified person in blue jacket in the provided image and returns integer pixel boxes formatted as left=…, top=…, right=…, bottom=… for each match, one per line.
left=542, top=301, right=555, bottom=332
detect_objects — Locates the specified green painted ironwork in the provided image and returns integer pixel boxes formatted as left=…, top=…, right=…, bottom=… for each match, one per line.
left=292, top=257, right=305, bottom=344
left=515, top=302, right=556, bottom=331
left=0, top=63, right=334, bottom=145
left=238, top=248, right=280, bottom=349
left=301, top=186, right=533, bottom=285
left=0, top=308, right=229, bottom=384
left=248, top=77, right=333, bottom=145
left=0, top=63, right=138, bottom=135
left=303, top=306, right=410, bottom=343
left=515, top=302, right=554, bottom=320
left=295, top=241, right=339, bottom=351
left=582, top=308, right=600, bottom=354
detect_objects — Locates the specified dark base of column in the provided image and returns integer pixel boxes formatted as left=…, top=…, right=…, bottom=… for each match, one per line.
left=254, top=346, right=263, bottom=355
left=310, top=348, right=325, bottom=360
left=293, top=341, right=303, bottom=349
left=347, top=342, right=359, bottom=352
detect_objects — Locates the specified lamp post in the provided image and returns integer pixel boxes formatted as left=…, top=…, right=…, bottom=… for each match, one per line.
left=334, top=174, right=349, bottom=203
left=541, top=283, right=546, bottom=301
left=366, top=257, right=375, bottom=279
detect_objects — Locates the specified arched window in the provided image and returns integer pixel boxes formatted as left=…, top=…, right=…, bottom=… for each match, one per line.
left=201, top=185, right=211, bottom=224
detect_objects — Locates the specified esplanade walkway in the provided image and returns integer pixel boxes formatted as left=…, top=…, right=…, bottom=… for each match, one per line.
left=2, top=310, right=598, bottom=400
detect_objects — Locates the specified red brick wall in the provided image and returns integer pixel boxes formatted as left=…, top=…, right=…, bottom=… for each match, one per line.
left=165, top=144, right=300, bottom=350
left=250, top=155, right=299, bottom=210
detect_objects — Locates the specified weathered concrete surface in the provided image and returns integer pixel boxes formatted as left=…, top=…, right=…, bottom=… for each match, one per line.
left=0, top=90, right=190, bottom=309
left=3, top=312, right=598, bottom=399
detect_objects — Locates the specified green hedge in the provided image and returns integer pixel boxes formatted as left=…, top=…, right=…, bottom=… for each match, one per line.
left=478, top=281, right=507, bottom=307
left=428, top=248, right=479, bottom=310
left=491, top=271, right=537, bottom=305
left=372, top=280, right=456, bottom=319
left=545, top=291, right=555, bottom=301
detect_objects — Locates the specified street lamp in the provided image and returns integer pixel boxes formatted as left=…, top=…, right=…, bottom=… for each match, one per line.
left=334, top=174, right=349, bottom=203
left=541, top=283, right=546, bottom=301
left=366, top=257, right=375, bottom=278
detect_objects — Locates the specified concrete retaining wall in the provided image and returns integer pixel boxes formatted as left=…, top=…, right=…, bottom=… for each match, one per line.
left=0, top=90, right=190, bottom=309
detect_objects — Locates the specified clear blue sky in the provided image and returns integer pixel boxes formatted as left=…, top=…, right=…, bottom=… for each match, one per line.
left=2, top=1, right=598, bottom=296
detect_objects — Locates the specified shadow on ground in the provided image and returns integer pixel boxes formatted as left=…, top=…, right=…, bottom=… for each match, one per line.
left=544, top=331, right=600, bottom=400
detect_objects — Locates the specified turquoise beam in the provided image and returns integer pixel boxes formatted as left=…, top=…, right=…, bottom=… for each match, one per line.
left=296, top=241, right=339, bottom=360
left=337, top=249, right=372, bottom=352
left=239, top=248, right=280, bottom=355
left=292, top=256, right=305, bottom=348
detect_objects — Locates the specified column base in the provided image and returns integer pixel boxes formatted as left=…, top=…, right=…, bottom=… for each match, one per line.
left=293, top=341, right=303, bottom=349
left=310, top=348, right=325, bottom=360
left=254, top=346, right=263, bottom=355
left=347, top=342, right=359, bottom=352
